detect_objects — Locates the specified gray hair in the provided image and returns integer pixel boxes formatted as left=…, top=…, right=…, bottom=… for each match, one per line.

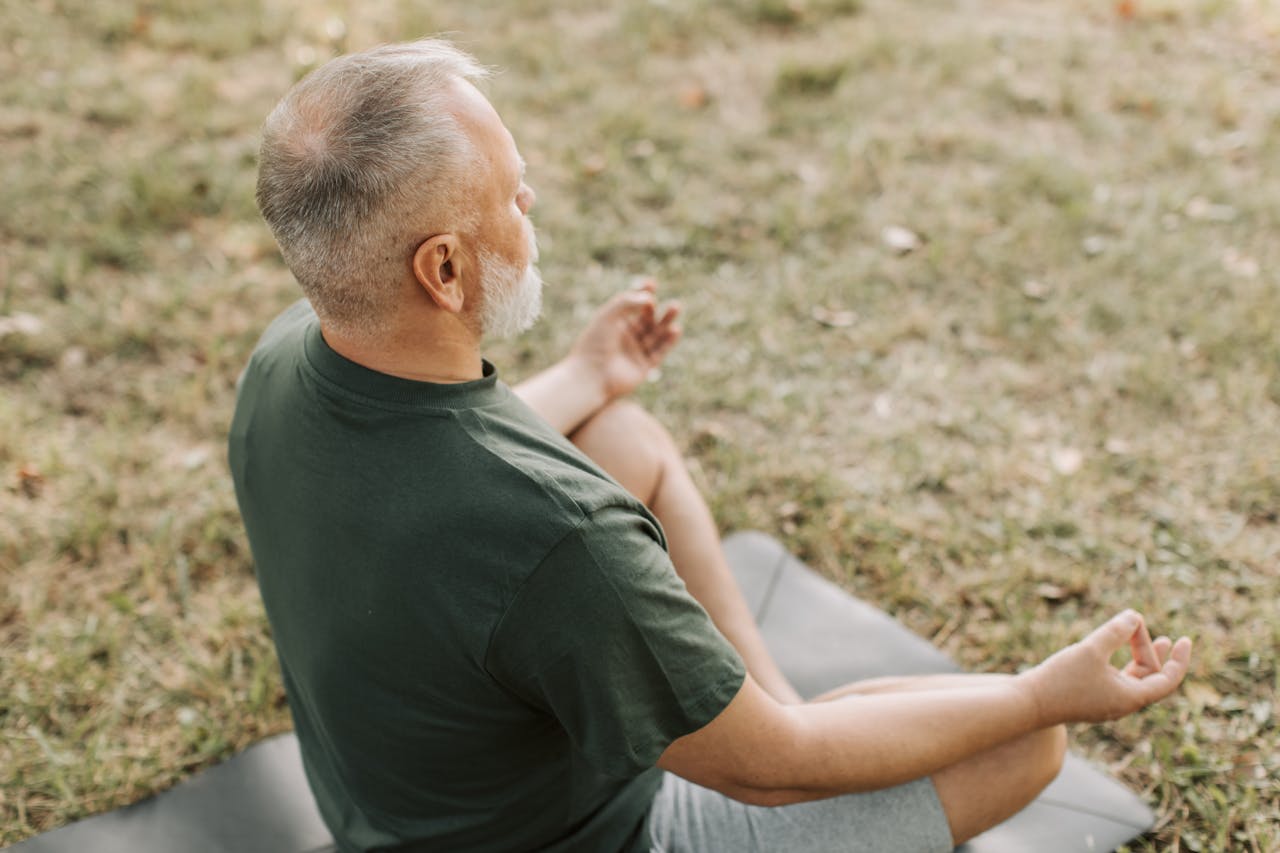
left=256, top=39, right=489, bottom=337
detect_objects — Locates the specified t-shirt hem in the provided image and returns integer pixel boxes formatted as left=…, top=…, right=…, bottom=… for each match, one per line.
left=630, top=662, right=746, bottom=773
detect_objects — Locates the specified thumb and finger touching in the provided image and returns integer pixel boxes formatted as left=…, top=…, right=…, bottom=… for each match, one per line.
left=1057, top=611, right=1192, bottom=719
left=1124, top=635, right=1173, bottom=678
left=1084, top=610, right=1143, bottom=658
left=1094, top=612, right=1193, bottom=708
left=1128, top=617, right=1161, bottom=675
left=1124, top=637, right=1192, bottom=708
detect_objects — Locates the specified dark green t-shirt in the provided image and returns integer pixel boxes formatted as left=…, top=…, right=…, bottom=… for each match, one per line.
left=228, top=302, right=746, bottom=853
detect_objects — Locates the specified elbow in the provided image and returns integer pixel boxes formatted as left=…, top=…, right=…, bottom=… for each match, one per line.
left=674, top=766, right=804, bottom=807
left=697, top=723, right=821, bottom=807
left=681, top=771, right=815, bottom=807
left=656, top=678, right=822, bottom=808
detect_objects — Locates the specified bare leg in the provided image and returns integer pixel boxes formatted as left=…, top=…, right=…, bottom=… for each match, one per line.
left=933, top=724, right=1067, bottom=845
left=569, top=401, right=802, bottom=704
left=569, top=401, right=1064, bottom=841
left=817, top=672, right=1068, bottom=844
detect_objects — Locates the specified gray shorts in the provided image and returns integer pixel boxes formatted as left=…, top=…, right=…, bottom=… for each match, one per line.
left=647, top=772, right=954, bottom=853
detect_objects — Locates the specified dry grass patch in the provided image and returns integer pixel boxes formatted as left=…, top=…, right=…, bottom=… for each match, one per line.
left=2, top=0, right=1276, bottom=849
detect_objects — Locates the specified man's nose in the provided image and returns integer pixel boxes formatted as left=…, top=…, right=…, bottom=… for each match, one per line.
left=518, top=184, right=536, bottom=215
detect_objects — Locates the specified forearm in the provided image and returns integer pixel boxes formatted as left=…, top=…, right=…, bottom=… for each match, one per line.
left=759, top=679, right=1045, bottom=802
left=665, top=612, right=1191, bottom=807
left=513, top=356, right=610, bottom=436
left=809, top=672, right=1012, bottom=703
left=662, top=673, right=1049, bottom=806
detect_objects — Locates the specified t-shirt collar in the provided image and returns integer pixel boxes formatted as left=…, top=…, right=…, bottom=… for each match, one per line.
left=303, top=319, right=503, bottom=408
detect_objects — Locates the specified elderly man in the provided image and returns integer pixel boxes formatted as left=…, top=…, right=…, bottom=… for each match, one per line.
left=230, top=39, right=1192, bottom=853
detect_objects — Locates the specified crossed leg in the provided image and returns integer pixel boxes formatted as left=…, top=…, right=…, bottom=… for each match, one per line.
left=567, top=399, right=1066, bottom=846
left=817, top=674, right=1068, bottom=844
left=568, top=399, right=801, bottom=705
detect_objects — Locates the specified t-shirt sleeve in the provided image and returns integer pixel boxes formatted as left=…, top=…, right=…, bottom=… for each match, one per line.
left=484, top=504, right=746, bottom=779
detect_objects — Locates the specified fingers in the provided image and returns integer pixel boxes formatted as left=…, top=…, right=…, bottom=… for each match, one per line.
left=620, top=278, right=661, bottom=322
left=657, top=300, right=681, bottom=328
left=617, top=291, right=681, bottom=349
left=608, top=289, right=656, bottom=317
left=1169, top=636, right=1192, bottom=672
left=1128, top=617, right=1160, bottom=674
left=1124, top=635, right=1174, bottom=678
left=644, top=320, right=682, bottom=362
left=590, top=280, right=683, bottom=367
left=637, top=308, right=682, bottom=361
left=1128, top=635, right=1193, bottom=707
left=652, top=302, right=682, bottom=344
left=614, top=280, right=679, bottom=324
left=1086, top=610, right=1144, bottom=657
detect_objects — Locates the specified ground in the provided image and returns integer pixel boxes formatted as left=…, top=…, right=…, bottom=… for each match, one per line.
left=1, top=0, right=1277, bottom=848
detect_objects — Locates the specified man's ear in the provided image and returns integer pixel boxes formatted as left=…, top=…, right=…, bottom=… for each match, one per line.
left=412, top=235, right=466, bottom=314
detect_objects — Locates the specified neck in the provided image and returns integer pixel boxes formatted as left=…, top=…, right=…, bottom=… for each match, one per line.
left=321, top=315, right=484, bottom=384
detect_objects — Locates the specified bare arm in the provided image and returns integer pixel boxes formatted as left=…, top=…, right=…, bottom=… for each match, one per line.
left=659, top=610, right=1192, bottom=806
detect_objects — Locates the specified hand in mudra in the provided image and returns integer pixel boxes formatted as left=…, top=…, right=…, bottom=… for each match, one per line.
left=1020, top=611, right=1193, bottom=725
left=571, top=279, right=682, bottom=401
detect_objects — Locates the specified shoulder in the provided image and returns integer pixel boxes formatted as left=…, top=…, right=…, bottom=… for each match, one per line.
left=458, top=397, right=664, bottom=541
left=251, top=298, right=315, bottom=363
left=498, top=504, right=674, bottom=633
left=235, top=299, right=314, bottom=391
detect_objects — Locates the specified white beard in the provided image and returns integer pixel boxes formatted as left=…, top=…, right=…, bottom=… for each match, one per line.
left=478, top=229, right=542, bottom=340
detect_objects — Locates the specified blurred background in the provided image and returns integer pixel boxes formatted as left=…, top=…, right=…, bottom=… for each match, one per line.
left=1, top=0, right=1277, bottom=848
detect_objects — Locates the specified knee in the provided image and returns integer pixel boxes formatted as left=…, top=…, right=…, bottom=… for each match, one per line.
left=570, top=400, right=678, bottom=504
left=573, top=400, right=674, bottom=456
left=937, top=724, right=1068, bottom=845
left=1031, top=725, right=1068, bottom=792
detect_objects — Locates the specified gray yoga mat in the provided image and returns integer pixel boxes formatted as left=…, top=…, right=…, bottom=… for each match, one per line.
left=723, top=531, right=1155, bottom=852
left=8, top=531, right=1154, bottom=852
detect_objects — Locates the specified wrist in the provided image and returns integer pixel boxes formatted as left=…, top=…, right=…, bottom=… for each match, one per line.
left=561, top=351, right=614, bottom=408
left=1013, top=667, right=1055, bottom=729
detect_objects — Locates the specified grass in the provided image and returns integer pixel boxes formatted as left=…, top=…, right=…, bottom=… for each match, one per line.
left=2, top=0, right=1277, bottom=848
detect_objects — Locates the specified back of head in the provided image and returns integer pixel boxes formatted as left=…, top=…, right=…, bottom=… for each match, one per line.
left=256, top=39, right=489, bottom=338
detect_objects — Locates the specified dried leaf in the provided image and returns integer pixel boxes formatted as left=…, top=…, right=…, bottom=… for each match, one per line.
left=1051, top=447, right=1084, bottom=475
left=0, top=313, right=44, bottom=337
left=678, top=84, right=708, bottom=110
left=1222, top=247, right=1259, bottom=278
left=1184, top=681, right=1222, bottom=710
left=1021, top=279, right=1050, bottom=300
left=880, top=225, right=921, bottom=254
left=17, top=463, right=45, bottom=498
left=1185, top=196, right=1237, bottom=222
left=1104, top=437, right=1131, bottom=455
left=777, top=501, right=802, bottom=520
left=1036, top=582, right=1071, bottom=602
left=59, top=347, right=88, bottom=371
left=181, top=447, right=212, bottom=471
left=1081, top=235, right=1107, bottom=257
left=811, top=306, right=858, bottom=328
